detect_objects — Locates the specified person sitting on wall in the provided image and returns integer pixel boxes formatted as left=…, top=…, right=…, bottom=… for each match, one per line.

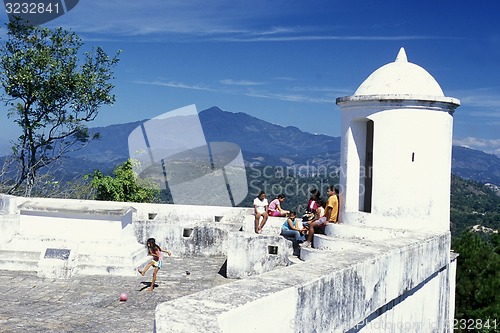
left=300, top=186, right=339, bottom=248
left=303, top=199, right=325, bottom=229
left=280, top=211, right=307, bottom=242
left=268, top=194, right=290, bottom=217
left=253, top=191, right=269, bottom=234
left=302, top=188, right=321, bottom=221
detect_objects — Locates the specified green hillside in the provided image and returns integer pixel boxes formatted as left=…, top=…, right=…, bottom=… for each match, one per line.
left=450, top=175, right=500, bottom=237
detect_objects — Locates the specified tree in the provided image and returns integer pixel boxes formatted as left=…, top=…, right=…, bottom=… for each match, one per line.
left=87, top=159, right=161, bottom=203
left=0, top=19, right=120, bottom=196
left=452, top=231, right=499, bottom=332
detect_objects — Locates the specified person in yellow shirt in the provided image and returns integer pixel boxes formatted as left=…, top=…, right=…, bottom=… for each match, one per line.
left=325, top=186, right=339, bottom=223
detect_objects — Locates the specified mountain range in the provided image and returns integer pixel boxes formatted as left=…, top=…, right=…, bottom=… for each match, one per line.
left=6, top=106, right=500, bottom=185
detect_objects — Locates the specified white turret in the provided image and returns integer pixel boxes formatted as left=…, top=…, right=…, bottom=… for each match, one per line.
left=336, top=48, right=460, bottom=231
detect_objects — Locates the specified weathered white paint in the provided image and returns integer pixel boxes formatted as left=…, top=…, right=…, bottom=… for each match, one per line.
left=0, top=195, right=19, bottom=244
left=218, top=288, right=298, bottom=333
left=154, top=231, right=454, bottom=333
left=0, top=197, right=143, bottom=277
left=152, top=48, right=458, bottom=332
left=18, top=201, right=136, bottom=241
left=0, top=195, right=254, bottom=278
left=226, top=231, right=293, bottom=278
left=0, top=48, right=460, bottom=333
left=336, top=48, right=460, bottom=231
left=241, top=215, right=287, bottom=235
left=449, top=252, right=458, bottom=331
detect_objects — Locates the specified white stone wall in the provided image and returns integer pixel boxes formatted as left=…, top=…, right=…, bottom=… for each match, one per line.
left=355, top=259, right=453, bottom=332
left=134, top=220, right=232, bottom=257
left=226, top=232, right=293, bottom=278
left=338, top=100, right=455, bottom=231
left=18, top=209, right=134, bottom=241
left=154, top=230, right=454, bottom=333
left=0, top=195, right=251, bottom=247
left=0, top=195, right=252, bottom=277
left=0, top=195, right=19, bottom=244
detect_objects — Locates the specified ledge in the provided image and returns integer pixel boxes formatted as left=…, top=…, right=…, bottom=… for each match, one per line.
left=155, top=229, right=452, bottom=332
left=336, top=94, right=460, bottom=106
left=17, top=201, right=136, bottom=217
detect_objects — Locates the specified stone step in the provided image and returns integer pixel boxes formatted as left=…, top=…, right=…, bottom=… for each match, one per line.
left=298, top=234, right=365, bottom=261
left=0, top=260, right=39, bottom=272
left=324, top=223, right=408, bottom=240
left=287, top=255, right=304, bottom=265
left=312, top=234, right=361, bottom=252
left=0, top=250, right=40, bottom=272
left=0, top=236, right=78, bottom=252
left=0, top=237, right=150, bottom=278
left=298, top=246, right=328, bottom=261
left=0, top=249, right=40, bottom=260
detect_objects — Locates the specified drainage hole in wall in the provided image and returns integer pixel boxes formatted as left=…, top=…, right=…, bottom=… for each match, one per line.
left=268, top=245, right=278, bottom=255
left=183, top=228, right=194, bottom=238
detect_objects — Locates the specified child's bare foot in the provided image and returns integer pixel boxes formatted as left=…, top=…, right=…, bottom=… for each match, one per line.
left=137, top=269, right=144, bottom=276
left=147, top=287, right=154, bottom=291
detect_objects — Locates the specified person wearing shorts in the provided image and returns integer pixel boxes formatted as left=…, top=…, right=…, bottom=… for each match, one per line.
left=253, top=191, right=269, bottom=233
left=138, top=238, right=171, bottom=291
left=301, top=186, right=339, bottom=248
left=268, top=194, right=290, bottom=217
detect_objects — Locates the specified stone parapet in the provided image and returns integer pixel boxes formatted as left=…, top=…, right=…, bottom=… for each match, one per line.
left=0, top=194, right=254, bottom=278
left=155, top=229, right=453, bottom=333
left=226, top=232, right=293, bottom=279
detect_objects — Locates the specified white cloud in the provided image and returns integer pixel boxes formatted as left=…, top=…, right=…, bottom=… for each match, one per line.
left=453, top=137, right=500, bottom=157
left=212, top=34, right=450, bottom=43
left=244, top=90, right=336, bottom=103
left=45, top=1, right=463, bottom=44
left=134, top=79, right=337, bottom=104
left=134, top=80, right=214, bottom=92
left=219, top=79, right=265, bottom=86
left=451, top=87, right=500, bottom=111
left=48, top=1, right=251, bottom=38
left=273, top=77, right=296, bottom=81
left=288, top=86, right=352, bottom=94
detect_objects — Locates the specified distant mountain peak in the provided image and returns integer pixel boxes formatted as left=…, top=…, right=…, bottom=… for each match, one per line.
left=201, top=106, right=224, bottom=113
left=33, top=106, right=499, bottom=186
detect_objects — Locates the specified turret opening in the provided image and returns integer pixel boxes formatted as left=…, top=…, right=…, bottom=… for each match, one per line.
left=361, top=120, right=374, bottom=213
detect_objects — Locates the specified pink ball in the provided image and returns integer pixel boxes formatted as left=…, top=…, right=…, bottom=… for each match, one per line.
left=119, top=292, right=128, bottom=301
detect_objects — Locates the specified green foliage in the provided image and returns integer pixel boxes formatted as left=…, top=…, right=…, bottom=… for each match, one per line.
left=452, top=232, right=500, bottom=332
left=87, top=159, right=160, bottom=203
left=450, top=175, right=500, bottom=236
left=0, top=19, right=120, bottom=195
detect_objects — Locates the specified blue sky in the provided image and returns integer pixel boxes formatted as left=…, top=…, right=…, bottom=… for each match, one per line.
left=0, top=0, right=499, bottom=156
